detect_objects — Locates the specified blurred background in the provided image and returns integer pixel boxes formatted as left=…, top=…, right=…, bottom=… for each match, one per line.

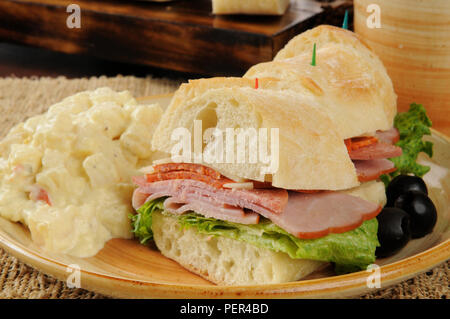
left=0, top=0, right=352, bottom=78
left=0, top=0, right=448, bottom=133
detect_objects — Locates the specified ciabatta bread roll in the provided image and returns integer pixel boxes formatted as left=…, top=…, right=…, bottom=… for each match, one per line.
left=152, top=211, right=325, bottom=285
left=275, top=25, right=373, bottom=61
left=245, top=25, right=397, bottom=139
left=212, top=0, right=290, bottom=15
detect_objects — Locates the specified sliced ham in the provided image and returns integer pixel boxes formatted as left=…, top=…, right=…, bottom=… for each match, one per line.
left=346, top=128, right=399, bottom=148
left=131, top=162, right=385, bottom=240
left=349, top=142, right=402, bottom=160
left=354, top=159, right=396, bottom=182
left=132, top=187, right=151, bottom=209
left=263, top=191, right=381, bottom=239
left=344, top=128, right=400, bottom=181
left=132, top=177, right=381, bottom=239
left=132, top=186, right=260, bottom=225
left=163, top=197, right=259, bottom=224
left=133, top=178, right=289, bottom=216
left=375, top=128, right=400, bottom=144
left=346, top=128, right=401, bottom=161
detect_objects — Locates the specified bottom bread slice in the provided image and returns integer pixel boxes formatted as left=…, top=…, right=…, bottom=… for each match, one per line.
left=152, top=212, right=325, bottom=285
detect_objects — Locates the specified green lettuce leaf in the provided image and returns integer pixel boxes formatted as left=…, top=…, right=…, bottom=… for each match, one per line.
left=131, top=199, right=379, bottom=273
left=381, top=103, right=433, bottom=186
left=130, top=198, right=165, bottom=244
left=177, top=213, right=379, bottom=273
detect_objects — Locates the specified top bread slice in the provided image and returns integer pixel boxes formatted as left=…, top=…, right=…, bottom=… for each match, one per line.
left=275, top=25, right=375, bottom=61
left=152, top=85, right=359, bottom=190
left=245, top=25, right=397, bottom=139
left=277, top=25, right=396, bottom=130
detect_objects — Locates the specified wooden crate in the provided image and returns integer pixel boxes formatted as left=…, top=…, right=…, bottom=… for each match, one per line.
left=0, top=0, right=349, bottom=76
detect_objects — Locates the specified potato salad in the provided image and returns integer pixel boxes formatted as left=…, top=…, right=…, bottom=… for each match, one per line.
left=0, top=88, right=162, bottom=257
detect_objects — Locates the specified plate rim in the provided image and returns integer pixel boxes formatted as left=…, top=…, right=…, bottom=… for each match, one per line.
left=0, top=223, right=448, bottom=298
left=0, top=93, right=449, bottom=298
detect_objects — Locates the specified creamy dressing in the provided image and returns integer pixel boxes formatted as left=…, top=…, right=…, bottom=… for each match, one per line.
left=0, top=88, right=162, bottom=257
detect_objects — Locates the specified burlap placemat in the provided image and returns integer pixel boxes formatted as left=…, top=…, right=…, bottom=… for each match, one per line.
left=0, top=76, right=448, bottom=299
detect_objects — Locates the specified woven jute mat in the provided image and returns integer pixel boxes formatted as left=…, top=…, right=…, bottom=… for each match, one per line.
left=0, top=76, right=448, bottom=299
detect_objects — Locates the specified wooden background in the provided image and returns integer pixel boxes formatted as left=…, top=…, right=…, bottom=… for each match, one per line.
left=354, top=0, right=450, bottom=139
left=0, top=0, right=340, bottom=76
left=0, top=0, right=447, bottom=135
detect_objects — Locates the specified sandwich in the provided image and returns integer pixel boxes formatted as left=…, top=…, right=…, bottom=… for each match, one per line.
left=130, top=86, right=395, bottom=285
left=212, top=0, right=290, bottom=15
left=129, top=26, right=402, bottom=285
left=242, top=26, right=402, bottom=185
left=244, top=25, right=397, bottom=140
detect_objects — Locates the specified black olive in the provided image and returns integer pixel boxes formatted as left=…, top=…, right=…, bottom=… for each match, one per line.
left=394, top=190, right=437, bottom=238
left=386, top=175, right=428, bottom=206
left=376, top=207, right=411, bottom=258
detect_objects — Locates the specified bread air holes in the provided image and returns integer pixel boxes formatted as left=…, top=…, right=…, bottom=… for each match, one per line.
left=195, top=103, right=218, bottom=133
left=228, top=99, right=239, bottom=108
left=248, top=267, right=255, bottom=282
left=223, top=259, right=235, bottom=271
left=206, top=236, right=219, bottom=252
left=163, top=239, right=172, bottom=251
left=194, top=103, right=218, bottom=150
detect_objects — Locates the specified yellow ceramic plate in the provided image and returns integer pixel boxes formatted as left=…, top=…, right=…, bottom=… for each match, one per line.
left=0, top=94, right=448, bottom=298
